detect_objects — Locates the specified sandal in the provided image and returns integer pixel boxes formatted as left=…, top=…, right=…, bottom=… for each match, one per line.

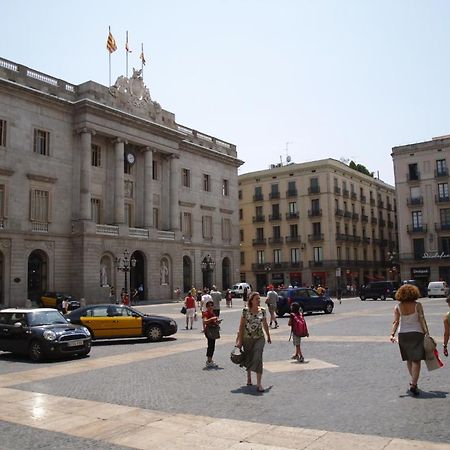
left=409, top=384, right=420, bottom=396
left=246, top=383, right=253, bottom=386
left=256, top=387, right=265, bottom=392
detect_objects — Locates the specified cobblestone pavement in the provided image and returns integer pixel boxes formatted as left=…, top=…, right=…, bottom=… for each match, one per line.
left=0, top=296, right=449, bottom=449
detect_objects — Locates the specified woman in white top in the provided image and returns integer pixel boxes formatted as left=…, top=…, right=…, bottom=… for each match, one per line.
left=390, top=284, right=429, bottom=396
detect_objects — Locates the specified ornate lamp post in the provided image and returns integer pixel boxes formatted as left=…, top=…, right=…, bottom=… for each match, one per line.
left=116, top=249, right=136, bottom=303
left=201, top=254, right=216, bottom=289
left=387, top=250, right=398, bottom=281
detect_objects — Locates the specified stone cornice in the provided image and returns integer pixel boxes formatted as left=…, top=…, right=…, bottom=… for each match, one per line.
left=0, top=168, right=14, bottom=177
left=220, top=208, right=233, bottom=214
left=200, top=205, right=216, bottom=211
left=26, top=173, right=57, bottom=184
left=179, top=201, right=196, bottom=208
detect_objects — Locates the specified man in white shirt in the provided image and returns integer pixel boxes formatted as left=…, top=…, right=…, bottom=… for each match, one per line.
left=265, top=285, right=279, bottom=328
left=210, top=285, right=222, bottom=317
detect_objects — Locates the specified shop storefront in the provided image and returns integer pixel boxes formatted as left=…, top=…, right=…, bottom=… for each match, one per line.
left=289, top=272, right=302, bottom=287
left=312, top=271, right=327, bottom=288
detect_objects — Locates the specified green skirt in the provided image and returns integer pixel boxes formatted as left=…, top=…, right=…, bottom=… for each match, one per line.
left=243, top=336, right=265, bottom=374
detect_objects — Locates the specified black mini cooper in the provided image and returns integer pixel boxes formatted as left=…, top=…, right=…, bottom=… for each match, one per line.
left=0, top=308, right=91, bottom=362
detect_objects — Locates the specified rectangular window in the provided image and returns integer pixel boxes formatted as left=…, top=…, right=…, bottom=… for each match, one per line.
left=273, top=249, right=282, bottom=263
left=256, top=227, right=264, bottom=240
left=291, top=248, right=299, bottom=263
left=33, top=129, right=50, bottom=156
left=203, top=174, right=211, bottom=192
left=413, top=238, right=425, bottom=259
left=273, top=225, right=281, bottom=239
left=441, top=237, right=450, bottom=254
left=313, top=247, right=323, bottom=263
left=0, top=119, right=6, bottom=147
left=288, top=202, right=297, bottom=214
left=202, top=215, right=212, bottom=239
left=182, top=168, right=191, bottom=188
left=288, top=180, right=296, bottom=191
left=408, top=163, right=419, bottom=180
left=239, top=209, right=243, bottom=220
left=238, top=190, right=242, bottom=200
left=240, top=229, right=244, bottom=242
left=337, top=246, right=341, bottom=260
left=438, top=183, right=449, bottom=200
left=412, top=211, right=422, bottom=229
left=312, top=222, right=321, bottom=235
left=272, top=204, right=280, bottom=216
left=440, top=208, right=450, bottom=226
left=255, top=205, right=263, bottom=217
left=153, top=208, right=159, bottom=229
left=30, top=189, right=50, bottom=223
left=91, top=144, right=101, bottom=167
left=222, top=179, right=229, bottom=196
left=182, top=212, right=192, bottom=238
left=152, top=161, right=158, bottom=180
left=240, top=252, right=245, bottom=265
left=353, top=247, right=358, bottom=261
left=222, top=218, right=231, bottom=242
left=257, top=250, right=265, bottom=264
left=0, top=185, right=5, bottom=219
left=437, top=159, right=447, bottom=175
left=90, top=198, right=101, bottom=224
left=410, top=186, right=421, bottom=199
left=311, top=198, right=320, bottom=212
left=290, top=224, right=298, bottom=237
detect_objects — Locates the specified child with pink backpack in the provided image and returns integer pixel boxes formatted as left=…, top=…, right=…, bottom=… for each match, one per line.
left=288, top=302, right=309, bottom=362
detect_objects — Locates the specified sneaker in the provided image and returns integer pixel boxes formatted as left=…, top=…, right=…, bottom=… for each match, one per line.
left=275, top=322, right=279, bottom=328
left=298, top=356, right=304, bottom=363
left=185, top=326, right=188, bottom=330
left=409, top=385, right=419, bottom=396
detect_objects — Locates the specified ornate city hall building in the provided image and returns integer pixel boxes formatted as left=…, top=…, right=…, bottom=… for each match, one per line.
left=0, top=58, right=242, bottom=306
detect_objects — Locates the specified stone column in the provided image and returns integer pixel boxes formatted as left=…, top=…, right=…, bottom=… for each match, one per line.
left=114, top=138, right=125, bottom=224
left=170, top=154, right=180, bottom=231
left=80, top=128, right=95, bottom=220
left=143, top=147, right=153, bottom=228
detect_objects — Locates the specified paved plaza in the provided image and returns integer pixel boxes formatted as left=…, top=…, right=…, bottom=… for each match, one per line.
left=0, top=297, right=449, bottom=449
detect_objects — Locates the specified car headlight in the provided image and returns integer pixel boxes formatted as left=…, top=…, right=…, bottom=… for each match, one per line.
left=43, top=330, right=57, bottom=341
left=81, top=326, right=91, bottom=336
left=169, top=320, right=176, bottom=326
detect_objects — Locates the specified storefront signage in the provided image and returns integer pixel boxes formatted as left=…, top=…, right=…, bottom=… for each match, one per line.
left=422, top=252, right=450, bottom=259
left=411, top=267, right=430, bottom=276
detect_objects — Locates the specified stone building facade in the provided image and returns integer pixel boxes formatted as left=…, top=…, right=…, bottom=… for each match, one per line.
left=0, top=58, right=242, bottom=306
left=239, top=159, right=397, bottom=293
left=392, top=135, right=450, bottom=289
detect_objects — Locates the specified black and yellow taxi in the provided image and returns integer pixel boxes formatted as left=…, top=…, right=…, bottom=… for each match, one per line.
left=66, top=304, right=177, bottom=341
left=39, top=292, right=80, bottom=311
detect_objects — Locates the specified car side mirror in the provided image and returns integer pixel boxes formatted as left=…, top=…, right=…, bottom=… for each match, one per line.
left=132, top=313, right=140, bottom=318
left=66, top=318, right=71, bottom=323
left=14, top=322, right=23, bottom=328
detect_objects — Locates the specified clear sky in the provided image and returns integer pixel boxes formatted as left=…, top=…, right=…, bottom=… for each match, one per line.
left=3, top=0, right=450, bottom=185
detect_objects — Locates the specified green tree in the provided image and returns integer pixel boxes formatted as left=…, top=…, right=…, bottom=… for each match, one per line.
left=348, top=160, right=374, bottom=177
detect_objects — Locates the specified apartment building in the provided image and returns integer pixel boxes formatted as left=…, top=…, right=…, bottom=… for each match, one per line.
left=392, top=135, right=450, bottom=288
left=239, top=159, right=397, bottom=293
left=0, top=57, right=242, bottom=306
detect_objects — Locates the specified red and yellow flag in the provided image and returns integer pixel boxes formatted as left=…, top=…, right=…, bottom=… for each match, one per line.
left=140, top=43, right=146, bottom=65
left=125, top=31, right=132, bottom=53
left=106, top=30, right=117, bottom=53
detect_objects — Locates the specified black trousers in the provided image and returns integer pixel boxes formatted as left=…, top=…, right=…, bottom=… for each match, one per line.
left=206, top=337, right=216, bottom=358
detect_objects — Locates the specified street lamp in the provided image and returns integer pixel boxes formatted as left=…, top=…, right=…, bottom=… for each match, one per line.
left=387, top=250, right=398, bottom=281
left=116, top=249, right=136, bottom=304
left=201, top=254, right=216, bottom=289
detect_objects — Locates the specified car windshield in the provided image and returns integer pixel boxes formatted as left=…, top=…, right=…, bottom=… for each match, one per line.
left=28, top=310, right=68, bottom=326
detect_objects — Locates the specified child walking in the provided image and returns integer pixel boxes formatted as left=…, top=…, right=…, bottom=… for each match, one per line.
left=288, top=302, right=309, bottom=362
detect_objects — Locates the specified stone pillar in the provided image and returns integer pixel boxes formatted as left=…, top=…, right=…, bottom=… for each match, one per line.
left=80, top=128, right=95, bottom=220
left=170, top=154, right=180, bottom=231
left=161, top=156, right=170, bottom=230
left=114, top=139, right=125, bottom=224
left=143, top=147, right=153, bottom=228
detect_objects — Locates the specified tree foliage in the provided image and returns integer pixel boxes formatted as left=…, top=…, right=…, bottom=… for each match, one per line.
left=348, top=161, right=374, bottom=177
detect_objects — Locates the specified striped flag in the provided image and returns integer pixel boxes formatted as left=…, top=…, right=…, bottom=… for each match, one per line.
left=125, top=31, right=132, bottom=53
left=106, top=29, right=117, bottom=53
left=140, top=43, right=146, bottom=65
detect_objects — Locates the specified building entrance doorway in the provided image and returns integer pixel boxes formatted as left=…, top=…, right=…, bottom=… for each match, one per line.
left=130, top=251, right=145, bottom=300
left=28, top=250, right=48, bottom=302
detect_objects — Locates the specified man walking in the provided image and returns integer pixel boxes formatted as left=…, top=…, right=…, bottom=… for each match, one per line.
left=265, top=285, right=279, bottom=328
left=210, top=285, right=222, bottom=317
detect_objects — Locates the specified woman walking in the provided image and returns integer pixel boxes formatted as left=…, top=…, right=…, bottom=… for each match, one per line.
left=390, top=284, right=429, bottom=395
left=184, top=291, right=196, bottom=330
left=236, top=291, right=271, bottom=392
left=442, top=296, right=450, bottom=358
left=203, top=300, right=221, bottom=368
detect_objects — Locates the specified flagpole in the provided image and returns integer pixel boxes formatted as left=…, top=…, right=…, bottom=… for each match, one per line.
left=141, top=43, right=144, bottom=77
left=108, top=26, right=112, bottom=86
left=126, top=31, right=129, bottom=78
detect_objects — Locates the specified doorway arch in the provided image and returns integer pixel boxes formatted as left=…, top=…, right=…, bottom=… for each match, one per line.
left=222, top=257, right=231, bottom=290
left=28, top=250, right=48, bottom=302
left=130, top=251, right=146, bottom=300
left=183, top=256, right=192, bottom=294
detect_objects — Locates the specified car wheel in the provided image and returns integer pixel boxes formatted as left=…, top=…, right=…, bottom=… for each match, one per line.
left=324, top=303, right=333, bottom=314
left=360, top=295, right=366, bottom=301
left=147, top=325, right=163, bottom=342
left=276, top=309, right=285, bottom=317
left=380, top=294, right=386, bottom=301
left=29, top=340, right=45, bottom=362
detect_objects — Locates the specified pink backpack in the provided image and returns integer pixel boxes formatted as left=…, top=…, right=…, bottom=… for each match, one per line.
left=291, top=312, right=308, bottom=337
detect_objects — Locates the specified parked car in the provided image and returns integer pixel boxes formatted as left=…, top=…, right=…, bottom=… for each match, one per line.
left=39, top=292, right=80, bottom=311
left=402, top=280, right=426, bottom=297
left=230, top=282, right=252, bottom=298
left=66, top=304, right=177, bottom=341
left=276, top=287, right=334, bottom=317
left=0, top=308, right=91, bottom=362
left=359, top=281, right=399, bottom=301
left=427, top=281, right=449, bottom=298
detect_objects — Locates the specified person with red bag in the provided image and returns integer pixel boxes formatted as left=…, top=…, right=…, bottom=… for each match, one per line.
left=288, top=302, right=308, bottom=362
left=184, top=291, right=196, bottom=330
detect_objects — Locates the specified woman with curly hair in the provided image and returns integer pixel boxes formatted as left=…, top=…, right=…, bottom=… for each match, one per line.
left=235, top=291, right=271, bottom=392
left=390, top=284, right=429, bottom=395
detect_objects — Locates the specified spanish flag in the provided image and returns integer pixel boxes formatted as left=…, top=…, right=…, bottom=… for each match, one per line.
left=107, top=29, right=117, bottom=53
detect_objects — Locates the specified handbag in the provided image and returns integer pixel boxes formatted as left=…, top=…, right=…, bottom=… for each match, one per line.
left=205, top=325, right=220, bottom=340
left=180, top=306, right=187, bottom=315
left=230, top=346, right=245, bottom=365
left=424, top=334, right=436, bottom=354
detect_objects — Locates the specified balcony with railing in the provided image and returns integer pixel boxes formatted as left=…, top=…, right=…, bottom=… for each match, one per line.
left=387, top=202, right=393, bottom=211
left=387, top=220, right=394, bottom=228
left=269, top=192, right=280, bottom=200
left=31, top=221, right=49, bottom=233
left=407, top=172, right=420, bottom=182
left=407, top=224, right=427, bottom=233
left=335, top=208, right=344, bottom=217
left=129, top=227, right=149, bottom=238
left=435, top=222, right=450, bottom=232
left=336, top=233, right=348, bottom=242
left=285, top=212, right=299, bottom=220
left=435, top=167, right=449, bottom=178
left=286, top=189, right=298, bottom=197
left=253, top=193, right=264, bottom=202
left=371, top=217, right=378, bottom=225
left=308, top=233, right=324, bottom=242
left=435, top=195, right=450, bottom=204
left=407, top=196, right=423, bottom=206
left=334, top=186, right=341, bottom=195
left=308, top=209, right=322, bottom=217
left=342, top=189, right=349, bottom=198
left=344, top=211, right=352, bottom=219
left=252, top=238, right=267, bottom=246
left=269, top=213, right=282, bottom=222
left=362, top=236, right=370, bottom=245
left=361, top=214, right=368, bottom=223
left=285, top=235, right=301, bottom=243
left=290, top=261, right=304, bottom=269
left=379, top=219, right=386, bottom=227
left=351, top=192, right=357, bottom=200
left=360, top=195, right=367, bottom=203
left=308, top=186, right=320, bottom=194
left=378, top=200, right=384, bottom=208
left=352, top=213, right=359, bottom=221
left=268, top=236, right=284, bottom=245
left=252, top=215, right=265, bottom=223
left=96, top=224, right=119, bottom=236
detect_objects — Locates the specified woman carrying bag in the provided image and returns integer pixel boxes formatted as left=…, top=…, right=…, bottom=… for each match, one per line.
left=203, top=300, right=221, bottom=368
left=390, top=284, right=429, bottom=396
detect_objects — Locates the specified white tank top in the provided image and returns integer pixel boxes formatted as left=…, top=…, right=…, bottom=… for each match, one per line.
left=396, top=303, right=423, bottom=334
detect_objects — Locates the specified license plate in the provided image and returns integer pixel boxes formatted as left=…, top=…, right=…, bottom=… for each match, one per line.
left=67, top=340, right=83, bottom=347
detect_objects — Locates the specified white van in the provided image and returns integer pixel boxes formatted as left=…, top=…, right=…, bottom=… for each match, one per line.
left=427, top=281, right=449, bottom=298
left=231, top=283, right=251, bottom=298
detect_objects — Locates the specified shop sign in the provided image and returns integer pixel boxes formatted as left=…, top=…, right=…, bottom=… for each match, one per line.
left=411, top=267, right=430, bottom=276
left=422, top=252, right=450, bottom=259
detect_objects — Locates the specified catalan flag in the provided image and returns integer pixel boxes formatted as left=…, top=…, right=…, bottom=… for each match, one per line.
left=140, top=43, right=146, bottom=65
left=125, top=31, right=132, bottom=53
left=106, top=29, right=117, bottom=53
